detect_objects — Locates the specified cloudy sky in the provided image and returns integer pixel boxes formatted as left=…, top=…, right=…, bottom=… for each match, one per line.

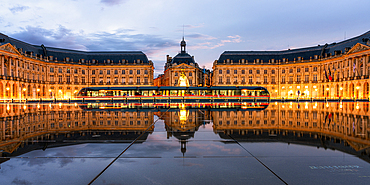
left=1, top=0, right=370, bottom=77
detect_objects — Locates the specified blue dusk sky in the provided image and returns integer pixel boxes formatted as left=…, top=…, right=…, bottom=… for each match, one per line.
left=1, top=0, right=370, bottom=77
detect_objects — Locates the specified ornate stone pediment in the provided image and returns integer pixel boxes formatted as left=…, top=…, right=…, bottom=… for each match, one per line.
left=0, top=43, right=21, bottom=55
left=346, top=43, right=370, bottom=55
left=172, top=63, right=194, bottom=69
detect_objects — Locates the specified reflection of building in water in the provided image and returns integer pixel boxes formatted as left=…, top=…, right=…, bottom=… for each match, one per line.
left=155, top=106, right=210, bottom=156
left=0, top=103, right=154, bottom=156
left=212, top=102, right=370, bottom=162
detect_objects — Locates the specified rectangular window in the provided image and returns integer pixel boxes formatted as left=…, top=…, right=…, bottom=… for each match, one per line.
left=313, top=74, right=317, bottom=81
left=241, top=70, right=245, bottom=74
left=264, top=70, right=267, bottom=74
left=92, top=70, right=95, bottom=75
left=129, top=70, right=133, bottom=74
left=92, top=77, right=95, bottom=84
left=100, top=70, right=103, bottom=75
left=144, top=70, right=148, bottom=74
left=297, top=68, right=301, bottom=73
left=282, top=69, right=285, bottom=73
left=305, top=68, right=309, bottom=72
left=305, top=75, right=309, bottom=82
left=219, top=76, right=222, bottom=83
left=107, top=70, right=110, bottom=75
left=189, top=72, right=192, bottom=76
left=296, top=75, right=301, bottom=82
left=59, top=75, right=62, bottom=83
left=59, top=68, right=63, bottom=73
left=122, top=70, right=125, bottom=74
left=189, top=79, right=192, bottom=85
left=264, top=76, right=267, bottom=83
left=313, top=67, right=317, bottom=71
left=74, top=69, right=78, bottom=74
left=226, top=70, right=230, bottom=74
left=137, top=70, right=140, bottom=75
left=282, top=76, right=285, bottom=83
left=234, top=70, right=237, bottom=74
left=249, top=76, right=252, bottom=83
left=219, top=70, right=222, bottom=74
left=67, top=68, right=70, bottom=73
left=82, top=70, right=85, bottom=74
left=82, top=77, right=85, bottom=83
left=271, top=76, right=275, bottom=83
left=50, top=67, right=54, bottom=73
left=249, top=70, right=252, bottom=74
left=256, top=70, right=260, bottom=74
left=136, top=77, right=140, bottom=84
left=50, top=75, right=54, bottom=82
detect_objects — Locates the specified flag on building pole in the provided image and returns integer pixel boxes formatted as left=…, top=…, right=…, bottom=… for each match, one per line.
left=328, top=68, right=333, bottom=81
left=353, top=61, right=356, bottom=74
left=324, top=69, right=329, bottom=81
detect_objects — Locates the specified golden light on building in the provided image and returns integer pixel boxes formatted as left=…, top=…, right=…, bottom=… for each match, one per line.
left=6, top=87, right=10, bottom=91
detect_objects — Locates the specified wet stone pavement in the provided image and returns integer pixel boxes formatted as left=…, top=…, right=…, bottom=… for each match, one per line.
left=0, top=102, right=370, bottom=184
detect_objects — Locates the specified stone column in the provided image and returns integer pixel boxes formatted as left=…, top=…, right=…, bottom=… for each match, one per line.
left=1, top=55, right=4, bottom=76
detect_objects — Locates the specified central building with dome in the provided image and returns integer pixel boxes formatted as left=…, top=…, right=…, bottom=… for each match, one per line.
left=154, top=38, right=210, bottom=87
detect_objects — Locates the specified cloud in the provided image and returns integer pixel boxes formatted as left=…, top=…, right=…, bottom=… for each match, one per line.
left=190, top=35, right=242, bottom=50
left=100, top=0, right=127, bottom=6
left=11, top=25, right=87, bottom=50
left=186, top=33, right=216, bottom=40
left=9, top=5, right=29, bottom=14
left=11, top=177, right=32, bottom=185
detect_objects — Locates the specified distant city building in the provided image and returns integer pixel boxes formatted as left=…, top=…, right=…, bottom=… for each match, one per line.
left=213, top=31, right=370, bottom=99
left=0, top=33, right=154, bottom=99
left=154, top=38, right=208, bottom=87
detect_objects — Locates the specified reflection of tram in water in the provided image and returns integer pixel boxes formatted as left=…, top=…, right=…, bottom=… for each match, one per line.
left=76, top=86, right=270, bottom=103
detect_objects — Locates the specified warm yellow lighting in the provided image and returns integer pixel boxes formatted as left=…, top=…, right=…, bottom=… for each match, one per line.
left=282, top=86, right=285, bottom=89
left=59, top=102, right=62, bottom=108
left=289, top=86, right=292, bottom=89
left=297, top=86, right=300, bottom=89
left=313, top=86, right=317, bottom=89
left=326, top=88, right=329, bottom=91
left=49, top=89, right=52, bottom=92
left=37, top=104, right=40, bottom=109
left=59, top=90, right=62, bottom=93
left=275, top=90, right=278, bottom=92
left=282, top=105, right=285, bottom=108
left=23, top=105, right=27, bottom=110
left=178, top=72, right=189, bottom=87
left=305, top=102, right=308, bottom=109
left=37, top=89, right=40, bottom=92
left=305, top=86, right=308, bottom=89
left=326, top=102, right=329, bottom=107
left=356, top=103, right=360, bottom=110
left=356, top=86, right=360, bottom=90
left=339, top=87, right=343, bottom=91
left=340, top=104, right=343, bottom=109
left=315, top=89, right=318, bottom=91
left=23, top=88, right=27, bottom=91
left=275, top=102, right=278, bottom=105
left=6, top=104, right=10, bottom=111
left=290, top=102, right=292, bottom=106
left=6, top=87, right=10, bottom=91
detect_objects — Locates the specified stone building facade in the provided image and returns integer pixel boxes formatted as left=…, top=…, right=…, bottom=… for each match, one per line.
left=0, top=33, right=154, bottom=100
left=155, top=38, right=206, bottom=87
left=213, top=31, right=370, bottom=99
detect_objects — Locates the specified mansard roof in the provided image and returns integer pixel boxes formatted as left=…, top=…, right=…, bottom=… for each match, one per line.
left=217, top=30, right=370, bottom=64
left=171, top=52, right=196, bottom=65
left=0, top=33, right=150, bottom=64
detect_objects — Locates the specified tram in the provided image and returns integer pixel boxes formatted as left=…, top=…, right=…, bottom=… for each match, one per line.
left=76, top=86, right=270, bottom=98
